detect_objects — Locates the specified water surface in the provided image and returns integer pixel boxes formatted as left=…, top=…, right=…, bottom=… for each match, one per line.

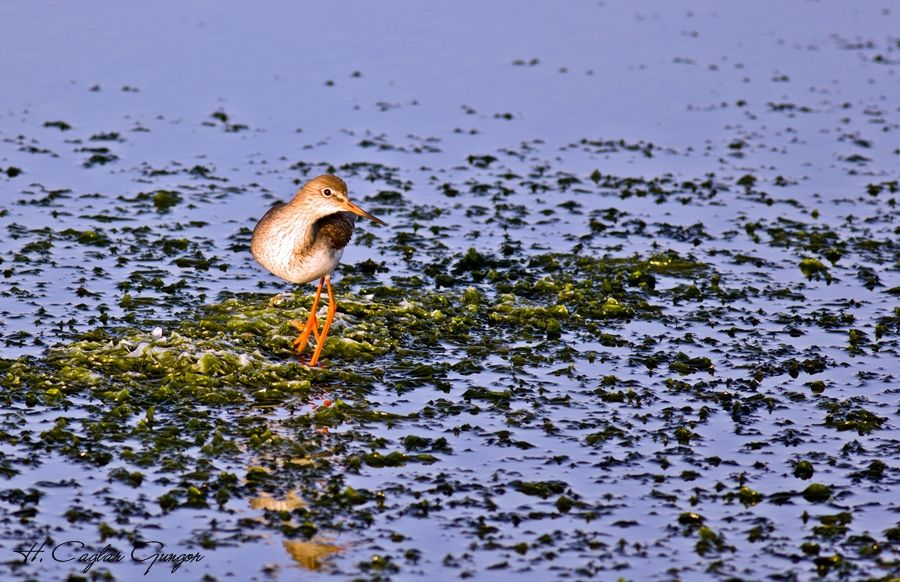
left=0, top=1, right=898, bottom=580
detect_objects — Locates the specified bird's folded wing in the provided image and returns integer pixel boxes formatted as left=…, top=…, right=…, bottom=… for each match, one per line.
left=312, top=211, right=356, bottom=250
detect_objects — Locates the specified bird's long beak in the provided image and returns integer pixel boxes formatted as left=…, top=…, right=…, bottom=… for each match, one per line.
left=343, top=200, right=386, bottom=226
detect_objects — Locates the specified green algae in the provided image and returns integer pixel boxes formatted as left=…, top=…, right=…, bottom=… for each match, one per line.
left=678, top=512, right=705, bottom=528
left=5, top=221, right=883, bottom=578
left=813, top=512, right=852, bottom=539
left=808, top=380, right=826, bottom=395
left=669, top=352, right=714, bottom=375
left=802, top=483, right=832, bottom=503
left=822, top=402, right=886, bottom=435
left=43, top=120, right=72, bottom=131
left=799, top=257, right=830, bottom=281
left=737, top=486, right=764, bottom=507
left=694, top=526, right=732, bottom=556
left=793, top=460, right=815, bottom=480
left=850, top=459, right=886, bottom=482
left=813, top=553, right=844, bottom=577
left=0, top=248, right=714, bottom=523
left=2, top=106, right=899, bottom=582
left=359, top=451, right=438, bottom=468
left=510, top=480, right=569, bottom=499
left=151, top=190, right=183, bottom=212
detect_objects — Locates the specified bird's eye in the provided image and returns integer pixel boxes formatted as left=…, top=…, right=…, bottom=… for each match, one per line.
left=322, top=188, right=333, bottom=197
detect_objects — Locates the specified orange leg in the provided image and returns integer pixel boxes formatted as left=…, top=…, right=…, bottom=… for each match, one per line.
left=291, top=277, right=325, bottom=354
left=309, top=276, right=336, bottom=367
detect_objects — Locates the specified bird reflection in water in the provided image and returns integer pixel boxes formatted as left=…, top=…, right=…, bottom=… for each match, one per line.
left=249, top=492, right=345, bottom=571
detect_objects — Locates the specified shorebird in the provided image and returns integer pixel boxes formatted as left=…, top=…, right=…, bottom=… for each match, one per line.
left=251, top=174, right=385, bottom=366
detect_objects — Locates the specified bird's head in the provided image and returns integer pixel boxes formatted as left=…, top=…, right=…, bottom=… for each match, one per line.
left=291, top=174, right=386, bottom=225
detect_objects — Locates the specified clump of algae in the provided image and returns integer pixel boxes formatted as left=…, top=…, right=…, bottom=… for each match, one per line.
left=0, top=250, right=711, bottom=524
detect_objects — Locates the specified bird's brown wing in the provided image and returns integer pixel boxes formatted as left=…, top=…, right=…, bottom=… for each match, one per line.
left=312, top=211, right=356, bottom=250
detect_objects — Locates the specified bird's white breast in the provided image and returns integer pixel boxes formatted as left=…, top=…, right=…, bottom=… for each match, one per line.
left=286, top=240, right=344, bottom=284
left=251, top=210, right=343, bottom=284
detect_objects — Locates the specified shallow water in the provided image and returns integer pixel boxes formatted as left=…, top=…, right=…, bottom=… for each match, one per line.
left=0, top=1, right=898, bottom=580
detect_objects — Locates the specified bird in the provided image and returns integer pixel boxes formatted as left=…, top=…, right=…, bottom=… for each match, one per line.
left=251, top=174, right=385, bottom=366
